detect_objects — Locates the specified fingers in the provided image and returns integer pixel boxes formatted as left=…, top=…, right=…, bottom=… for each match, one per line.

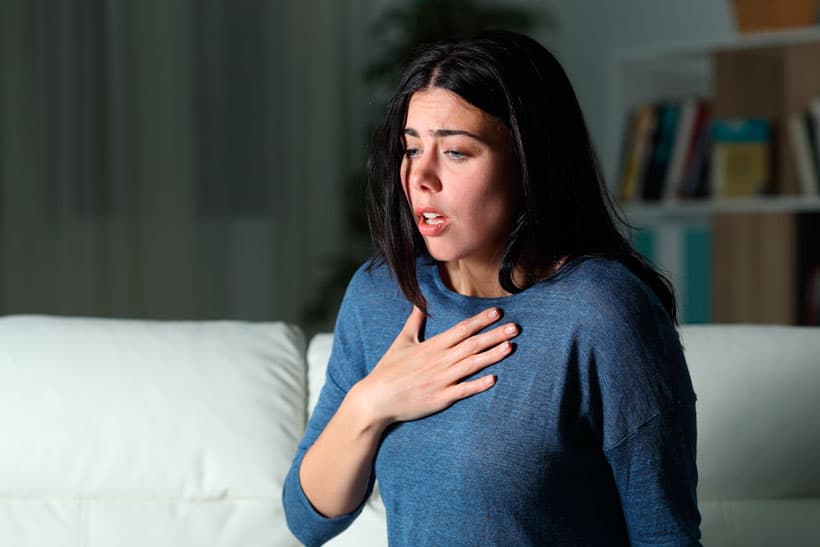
left=400, top=306, right=426, bottom=341
left=446, top=339, right=513, bottom=383
left=446, top=321, right=518, bottom=364
left=433, top=307, right=504, bottom=349
left=444, top=374, right=497, bottom=401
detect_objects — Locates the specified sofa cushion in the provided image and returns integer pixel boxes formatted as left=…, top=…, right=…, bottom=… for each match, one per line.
left=306, top=334, right=388, bottom=547
left=680, top=324, right=820, bottom=546
left=0, top=315, right=307, bottom=547
left=306, top=333, right=333, bottom=416
left=679, top=325, right=820, bottom=501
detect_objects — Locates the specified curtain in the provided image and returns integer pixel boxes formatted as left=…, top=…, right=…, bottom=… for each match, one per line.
left=0, top=0, right=369, bottom=328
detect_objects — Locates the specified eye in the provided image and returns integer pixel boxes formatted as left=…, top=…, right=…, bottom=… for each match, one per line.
left=404, top=147, right=421, bottom=158
left=445, top=149, right=466, bottom=160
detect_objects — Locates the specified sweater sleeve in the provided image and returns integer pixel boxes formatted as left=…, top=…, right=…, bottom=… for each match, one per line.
left=578, top=263, right=702, bottom=545
left=604, top=403, right=702, bottom=546
left=282, top=269, right=375, bottom=546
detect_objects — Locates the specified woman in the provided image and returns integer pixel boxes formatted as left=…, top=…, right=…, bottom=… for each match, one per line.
left=283, top=30, right=701, bottom=546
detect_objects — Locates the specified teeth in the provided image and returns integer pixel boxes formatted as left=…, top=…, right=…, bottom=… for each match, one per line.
left=421, top=212, right=444, bottom=225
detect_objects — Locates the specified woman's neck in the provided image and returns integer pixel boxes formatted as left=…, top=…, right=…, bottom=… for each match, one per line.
left=439, top=259, right=510, bottom=298
left=438, top=255, right=568, bottom=298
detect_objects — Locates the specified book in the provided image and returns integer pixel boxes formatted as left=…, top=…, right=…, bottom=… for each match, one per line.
left=642, top=102, right=680, bottom=201
left=633, top=103, right=660, bottom=201
left=679, top=105, right=713, bottom=199
left=615, top=107, right=636, bottom=200
left=616, top=107, right=640, bottom=201
left=788, top=114, right=820, bottom=197
left=710, top=118, right=772, bottom=198
left=805, top=99, right=820, bottom=189
left=810, top=97, right=820, bottom=174
left=618, top=103, right=658, bottom=202
left=806, top=111, right=819, bottom=180
left=662, top=98, right=699, bottom=202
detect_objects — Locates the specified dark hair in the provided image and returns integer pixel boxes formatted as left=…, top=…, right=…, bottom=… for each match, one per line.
left=365, top=30, right=678, bottom=324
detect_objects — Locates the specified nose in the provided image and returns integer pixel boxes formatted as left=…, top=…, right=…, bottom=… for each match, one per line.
left=405, top=150, right=442, bottom=194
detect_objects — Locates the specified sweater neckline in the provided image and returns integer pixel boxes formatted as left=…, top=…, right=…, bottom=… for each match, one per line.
left=428, top=261, right=532, bottom=305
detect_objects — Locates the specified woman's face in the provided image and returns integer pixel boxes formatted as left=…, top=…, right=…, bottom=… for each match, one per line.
left=400, top=87, right=519, bottom=267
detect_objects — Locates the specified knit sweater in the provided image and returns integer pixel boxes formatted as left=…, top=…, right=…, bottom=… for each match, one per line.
left=283, top=256, right=702, bottom=546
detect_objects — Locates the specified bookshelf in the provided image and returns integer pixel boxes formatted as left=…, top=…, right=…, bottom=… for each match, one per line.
left=604, top=25, right=820, bottom=186
left=606, top=27, right=820, bottom=326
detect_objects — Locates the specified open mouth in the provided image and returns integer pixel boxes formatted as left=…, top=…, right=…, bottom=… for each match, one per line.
left=415, top=209, right=450, bottom=235
left=421, top=212, right=445, bottom=225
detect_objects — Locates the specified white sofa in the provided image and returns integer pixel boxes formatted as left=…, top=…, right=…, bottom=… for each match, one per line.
left=0, top=315, right=818, bottom=547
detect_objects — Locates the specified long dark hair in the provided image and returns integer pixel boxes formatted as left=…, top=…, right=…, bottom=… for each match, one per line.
left=366, top=30, right=678, bottom=324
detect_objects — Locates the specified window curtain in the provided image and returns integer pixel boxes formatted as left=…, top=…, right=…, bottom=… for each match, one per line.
left=0, top=0, right=367, bottom=326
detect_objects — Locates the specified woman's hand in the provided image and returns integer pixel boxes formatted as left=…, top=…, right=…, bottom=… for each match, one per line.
left=351, top=306, right=518, bottom=427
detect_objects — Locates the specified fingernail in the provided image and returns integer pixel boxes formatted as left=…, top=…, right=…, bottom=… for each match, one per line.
left=488, top=308, right=499, bottom=318
left=505, top=324, right=517, bottom=335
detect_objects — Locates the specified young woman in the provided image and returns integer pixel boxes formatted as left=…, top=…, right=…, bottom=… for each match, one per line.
left=283, top=30, right=701, bottom=546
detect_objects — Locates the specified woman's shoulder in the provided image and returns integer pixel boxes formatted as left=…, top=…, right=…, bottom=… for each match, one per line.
left=556, top=258, right=694, bottom=422
left=342, top=258, right=406, bottom=308
left=549, top=256, right=670, bottom=331
left=552, top=257, right=655, bottom=303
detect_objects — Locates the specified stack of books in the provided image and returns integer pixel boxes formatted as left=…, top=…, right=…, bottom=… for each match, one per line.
left=617, top=99, right=712, bottom=203
left=617, top=101, right=783, bottom=203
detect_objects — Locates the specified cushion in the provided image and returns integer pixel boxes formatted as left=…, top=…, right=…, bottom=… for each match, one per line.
left=0, top=315, right=307, bottom=547
left=680, top=324, right=820, bottom=546
left=679, top=325, right=820, bottom=500
left=306, top=334, right=387, bottom=547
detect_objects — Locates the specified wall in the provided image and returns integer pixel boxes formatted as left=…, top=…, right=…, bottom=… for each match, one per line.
left=0, top=0, right=374, bottom=327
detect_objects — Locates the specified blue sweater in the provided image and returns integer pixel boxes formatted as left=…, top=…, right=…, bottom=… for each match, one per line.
left=283, top=257, right=702, bottom=546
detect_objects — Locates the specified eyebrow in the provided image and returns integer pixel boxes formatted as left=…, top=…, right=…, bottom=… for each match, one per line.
left=403, top=128, right=484, bottom=141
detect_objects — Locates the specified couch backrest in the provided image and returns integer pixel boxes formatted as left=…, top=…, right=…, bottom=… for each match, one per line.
left=0, top=315, right=307, bottom=547
left=679, top=325, right=820, bottom=500
left=306, top=334, right=388, bottom=547
left=679, top=325, right=820, bottom=546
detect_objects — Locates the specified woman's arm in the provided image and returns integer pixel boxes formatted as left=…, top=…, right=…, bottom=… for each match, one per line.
left=299, top=305, right=519, bottom=518
left=574, top=262, right=701, bottom=545
left=604, top=403, right=702, bottom=546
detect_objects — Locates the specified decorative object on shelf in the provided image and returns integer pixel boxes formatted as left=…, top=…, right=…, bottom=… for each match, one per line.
left=710, top=118, right=772, bottom=198
left=731, top=0, right=820, bottom=33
